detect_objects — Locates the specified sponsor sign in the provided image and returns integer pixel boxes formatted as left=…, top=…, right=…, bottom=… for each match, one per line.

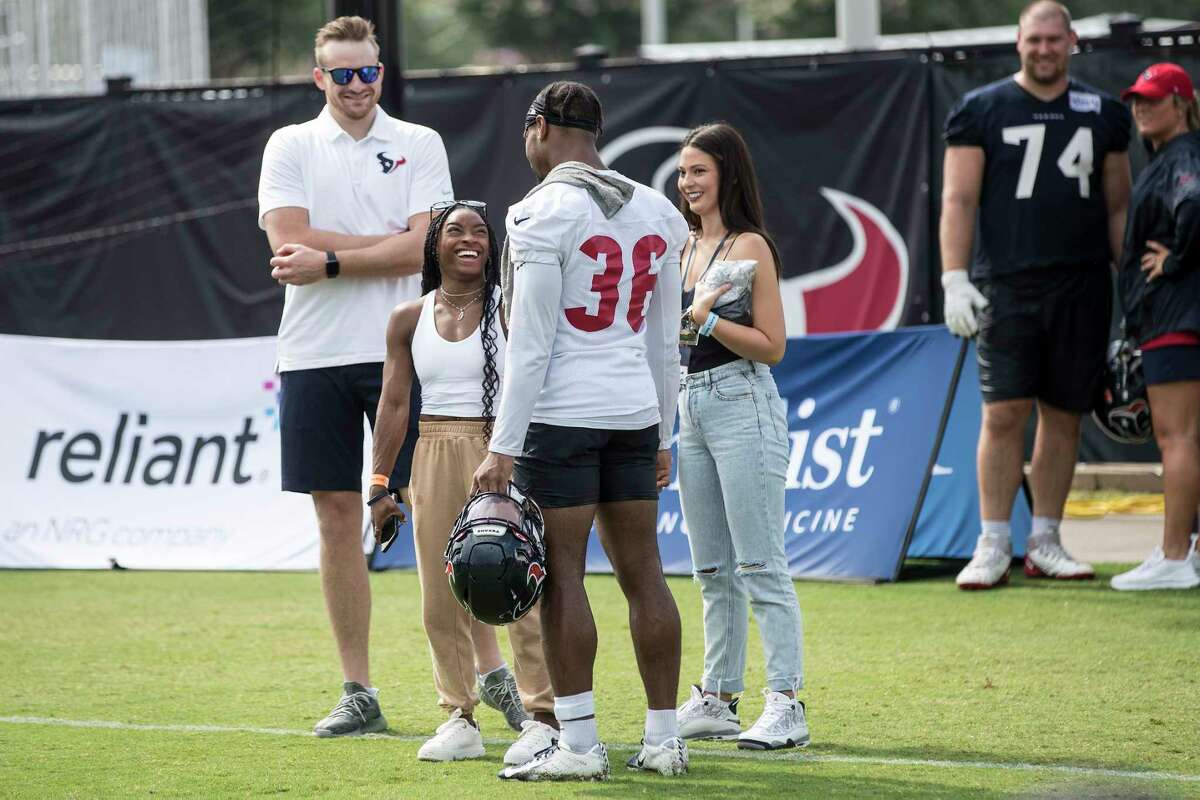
left=0, top=335, right=316, bottom=569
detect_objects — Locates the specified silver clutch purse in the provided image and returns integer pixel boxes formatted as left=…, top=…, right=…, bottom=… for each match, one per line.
left=699, top=259, right=757, bottom=320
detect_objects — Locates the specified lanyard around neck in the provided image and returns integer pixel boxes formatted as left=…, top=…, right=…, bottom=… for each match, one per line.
left=682, top=231, right=731, bottom=288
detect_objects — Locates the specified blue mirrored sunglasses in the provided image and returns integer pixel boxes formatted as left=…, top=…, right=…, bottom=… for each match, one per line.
left=320, top=65, right=381, bottom=85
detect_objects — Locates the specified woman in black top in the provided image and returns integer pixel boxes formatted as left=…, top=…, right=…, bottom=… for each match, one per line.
left=673, top=123, right=809, bottom=750
left=1112, top=64, right=1200, bottom=591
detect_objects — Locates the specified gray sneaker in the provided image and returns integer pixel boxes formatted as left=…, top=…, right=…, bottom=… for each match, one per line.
left=313, top=681, right=387, bottom=737
left=479, top=667, right=530, bottom=732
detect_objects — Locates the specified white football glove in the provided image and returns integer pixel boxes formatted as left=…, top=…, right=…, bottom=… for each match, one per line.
left=941, top=270, right=989, bottom=338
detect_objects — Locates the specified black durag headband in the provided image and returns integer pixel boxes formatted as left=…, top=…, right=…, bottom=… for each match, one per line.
left=524, top=96, right=602, bottom=135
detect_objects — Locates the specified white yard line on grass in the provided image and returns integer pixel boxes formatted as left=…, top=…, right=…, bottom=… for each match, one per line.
left=2, top=715, right=1197, bottom=785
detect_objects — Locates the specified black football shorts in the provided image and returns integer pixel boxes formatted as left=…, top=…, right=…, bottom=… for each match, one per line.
left=279, top=363, right=420, bottom=493
left=513, top=423, right=659, bottom=509
left=975, top=267, right=1111, bottom=412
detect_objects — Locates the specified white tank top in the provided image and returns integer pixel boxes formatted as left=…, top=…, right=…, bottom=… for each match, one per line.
left=411, top=287, right=506, bottom=417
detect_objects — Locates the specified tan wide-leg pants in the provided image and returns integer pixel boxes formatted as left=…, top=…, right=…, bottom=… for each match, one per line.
left=407, top=420, right=553, bottom=715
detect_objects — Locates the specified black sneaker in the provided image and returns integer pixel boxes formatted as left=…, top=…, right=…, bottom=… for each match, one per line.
left=313, top=681, right=387, bottom=737
left=478, top=667, right=529, bottom=732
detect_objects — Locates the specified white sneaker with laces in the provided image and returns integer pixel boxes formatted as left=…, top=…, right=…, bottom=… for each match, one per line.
left=1112, top=547, right=1200, bottom=591
left=676, top=684, right=741, bottom=740
left=956, top=533, right=1012, bottom=590
left=737, top=690, right=810, bottom=751
left=1024, top=532, right=1094, bottom=580
left=417, top=709, right=485, bottom=762
left=626, top=736, right=688, bottom=776
left=497, top=742, right=609, bottom=781
left=504, top=720, right=559, bottom=766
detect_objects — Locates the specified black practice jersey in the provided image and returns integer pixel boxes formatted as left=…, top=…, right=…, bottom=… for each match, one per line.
left=944, top=77, right=1131, bottom=278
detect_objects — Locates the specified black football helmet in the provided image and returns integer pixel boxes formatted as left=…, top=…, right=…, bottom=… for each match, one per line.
left=1092, top=338, right=1152, bottom=444
left=444, top=485, right=547, bottom=626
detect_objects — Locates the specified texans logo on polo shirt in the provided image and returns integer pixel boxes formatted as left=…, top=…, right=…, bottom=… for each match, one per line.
left=376, top=152, right=406, bottom=174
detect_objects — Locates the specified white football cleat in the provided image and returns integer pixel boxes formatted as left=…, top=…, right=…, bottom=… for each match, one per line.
left=626, top=736, right=688, bottom=776
left=1112, top=547, right=1200, bottom=591
left=1024, top=533, right=1094, bottom=580
left=504, top=720, right=560, bottom=766
left=956, top=534, right=1012, bottom=590
left=677, top=684, right=741, bottom=740
left=497, top=742, right=609, bottom=781
left=737, top=691, right=810, bottom=751
left=416, top=709, right=485, bottom=762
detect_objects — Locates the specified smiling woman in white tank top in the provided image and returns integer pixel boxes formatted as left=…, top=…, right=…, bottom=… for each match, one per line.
left=367, top=203, right=556, bottom=765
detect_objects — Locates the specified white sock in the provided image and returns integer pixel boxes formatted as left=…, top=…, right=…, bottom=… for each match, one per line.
left=555, top=692, right=598, bottom=753
left=980, top=520, right=1011, bottom=542
left=644, top=708, right=678, bottom=747
left=478, top=662, right=508, bottom=681
left=1031, top=516, right=1060, bottom=541
left=559, top=717, right=599, bottom=753
left=366, top=687, right=379, bottom=698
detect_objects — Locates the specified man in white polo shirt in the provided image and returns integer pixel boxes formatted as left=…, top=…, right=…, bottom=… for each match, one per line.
left=258, top=15, right=452, bottom=737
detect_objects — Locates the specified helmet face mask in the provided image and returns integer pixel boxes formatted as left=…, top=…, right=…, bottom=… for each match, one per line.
left=1092, top=339, right=1153, bottom=445
left=444, top=486, right=547, bottom=626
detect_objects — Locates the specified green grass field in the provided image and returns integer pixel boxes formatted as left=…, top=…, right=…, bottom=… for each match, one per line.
left=2, top=565, right=1198, bottom=798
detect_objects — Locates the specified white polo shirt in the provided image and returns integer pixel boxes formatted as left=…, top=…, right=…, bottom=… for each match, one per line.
left=258, top=105, right=453, bottom=372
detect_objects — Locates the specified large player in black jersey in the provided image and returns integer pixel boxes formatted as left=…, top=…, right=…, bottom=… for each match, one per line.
left=939, top=1, right=1132, bottom=590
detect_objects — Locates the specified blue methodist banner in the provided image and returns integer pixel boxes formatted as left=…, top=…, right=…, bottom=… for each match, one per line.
left=374, top=326, right=1013, bottom=581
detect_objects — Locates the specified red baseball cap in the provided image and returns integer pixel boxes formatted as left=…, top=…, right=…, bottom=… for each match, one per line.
left=1122, top=62, right=1195, bottom=101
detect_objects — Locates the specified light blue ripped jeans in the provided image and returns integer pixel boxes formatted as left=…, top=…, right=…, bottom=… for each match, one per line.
left=678, top=359, right=804, bottom=694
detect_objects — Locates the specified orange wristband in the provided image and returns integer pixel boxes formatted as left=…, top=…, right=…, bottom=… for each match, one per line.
left=369, top=473, right=390, bottom=489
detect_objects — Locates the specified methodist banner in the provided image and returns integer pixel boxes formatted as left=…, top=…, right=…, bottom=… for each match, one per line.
left=558, top=326, right=962, bottom=582
left=0, top=335, right=317, bottom=570
left=379, top=327, right=976, bottom=581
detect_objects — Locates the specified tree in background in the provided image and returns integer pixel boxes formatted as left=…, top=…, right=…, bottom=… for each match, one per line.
left=206, top=0, right=1196, bottom=78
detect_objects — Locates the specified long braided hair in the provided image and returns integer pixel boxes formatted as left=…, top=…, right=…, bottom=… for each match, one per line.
left=421, top=205, right=502, bottom=439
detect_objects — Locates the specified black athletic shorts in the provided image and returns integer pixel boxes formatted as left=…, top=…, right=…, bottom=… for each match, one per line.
left=976, top=267, right=1111, bottom=412
left=513, top=423, right=659, bottom=509
left=1142, top=345, right=1200, bottom=386
left=279, top=363, right=420, bottom=493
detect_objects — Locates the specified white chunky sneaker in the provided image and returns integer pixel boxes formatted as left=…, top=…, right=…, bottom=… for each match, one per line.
left=1024, top=532, right=1094, bottom=580
left=417, top=709, right=485, bottom=762
left=504, top=720, right=560, bottom=766
left=497, top=742, right=609, bottom=781
left=956, top=533, right=1012, bottom=590
left=737, top=691, right=810, bottom=751
left=626, top=737, right=689, bottom=776
left=1112, top=547, right=1200, bottom=591
left=676, top=684, right=741, bottom=740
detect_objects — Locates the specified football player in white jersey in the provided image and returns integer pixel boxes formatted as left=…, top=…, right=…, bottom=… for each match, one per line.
left=472, top=81, right=691, bottom=781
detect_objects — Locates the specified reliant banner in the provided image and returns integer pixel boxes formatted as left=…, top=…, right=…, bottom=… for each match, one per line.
left=0, top=335, right=317, bottom=570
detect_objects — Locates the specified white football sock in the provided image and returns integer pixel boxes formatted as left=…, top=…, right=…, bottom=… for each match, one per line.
left=1030, top=516, right=1060, bottom=541
left=980, top=520, right=1011, bottom=542
left=555, top=692, right=598, bottom=753
left=644, top=708, right=678, bottom=747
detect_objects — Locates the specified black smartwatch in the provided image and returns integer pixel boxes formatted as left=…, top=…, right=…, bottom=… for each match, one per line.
left=325, top=250, right=340, bottom=279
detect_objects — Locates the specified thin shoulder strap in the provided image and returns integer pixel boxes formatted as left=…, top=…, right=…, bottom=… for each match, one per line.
left=680, top=232, right=698, bottom=279
left=721, top=232, right=741, bottom=259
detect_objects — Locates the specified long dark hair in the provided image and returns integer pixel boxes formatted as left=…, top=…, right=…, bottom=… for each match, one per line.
left=421, top=205, right=502, bottom=439
left=678, top=122, right=783, bottom=275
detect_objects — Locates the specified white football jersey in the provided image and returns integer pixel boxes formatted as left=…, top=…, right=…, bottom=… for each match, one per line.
left=489, top=170, right=688, bottom=455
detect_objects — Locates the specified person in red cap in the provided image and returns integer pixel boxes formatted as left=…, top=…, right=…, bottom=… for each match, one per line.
left=1111, top=63, right=1200, bottom=591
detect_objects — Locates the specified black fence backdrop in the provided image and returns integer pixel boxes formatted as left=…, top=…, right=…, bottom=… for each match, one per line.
left=2, top=32, right=1198, bottom=460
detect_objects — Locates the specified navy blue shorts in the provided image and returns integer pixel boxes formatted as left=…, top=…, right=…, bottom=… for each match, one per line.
left=513, top=423, right=659, bottom=509
left=1142, top=345, right=1200, bottom=386
left=279, top=363, right=420, bottom=494
left=976, top=268, right=1111, bottom=412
